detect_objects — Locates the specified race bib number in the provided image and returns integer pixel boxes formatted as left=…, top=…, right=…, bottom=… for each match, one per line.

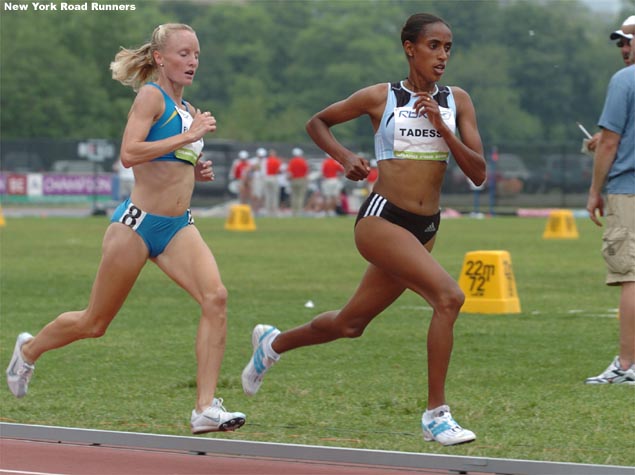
left=119, top=202, right=146, bottom=230
left=393, top=106, right=455, bottom=161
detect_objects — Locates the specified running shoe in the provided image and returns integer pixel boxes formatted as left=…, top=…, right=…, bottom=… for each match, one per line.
left=422, top=405, right=476, bottom=446
left=585, top=356, right=635, bottom=385
left=190, top=398, right=246, bottom=434
left=6, top=332, right=35, bottom=398
left=241, top=324, right=280, bottom=396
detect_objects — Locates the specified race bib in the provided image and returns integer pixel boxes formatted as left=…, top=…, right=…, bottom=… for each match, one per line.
left=118, top=202, right=146, bottom=231
left=393, top=106, right=455, bottom=161
left=174, top=106, right=204, bottom=165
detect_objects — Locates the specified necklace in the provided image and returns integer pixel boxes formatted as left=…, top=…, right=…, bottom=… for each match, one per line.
left=406, top=78, right=438, bottom=96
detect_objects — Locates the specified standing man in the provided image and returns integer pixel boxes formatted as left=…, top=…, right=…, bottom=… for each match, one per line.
left=623, top=17, right=635, bottom=61
left=365, top=159, right=379, bottom=194
left=320, top=155, right=344, bottom=216
left=610, top=15, right=635, bottom=67
left=248, top=147, right=267, bottom=214
left=230, top=150, right=250, bottom=204
left=584, top=48, right=635, bottom=384
left=263, top=149, right=282, bottom=216
left=112, top=158, right=135, bottom=201
left=587, top=16, right=635, bottom=152
left=287, top=147, right=309, bottom=215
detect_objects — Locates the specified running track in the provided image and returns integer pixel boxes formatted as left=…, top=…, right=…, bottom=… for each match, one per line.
left=0, top=438, right=445, bottom=475
left=0, top=423, right=631, bottom=475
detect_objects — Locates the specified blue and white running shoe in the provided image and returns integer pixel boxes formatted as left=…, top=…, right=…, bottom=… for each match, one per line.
left=6, top=332, right=35, bottom=398
left=241, top=324, right=280, bottom=396
left=422, top=405, right=476, bottom=446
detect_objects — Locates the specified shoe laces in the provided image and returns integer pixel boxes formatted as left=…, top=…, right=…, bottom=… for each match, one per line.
left=435, top=410, right=451, bottom=422
left=433, top=409, right=461, bottom=429
left=213, top=397, right=226, bottom=411
left=18, top=363, right=34, bottom=378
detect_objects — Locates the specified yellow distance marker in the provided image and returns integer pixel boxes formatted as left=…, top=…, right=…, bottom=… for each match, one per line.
left=458, top=250, right=521, bottom=314
left=543, top=209, right=579, bottom=239
left=225, top=204, right=256, bottom=231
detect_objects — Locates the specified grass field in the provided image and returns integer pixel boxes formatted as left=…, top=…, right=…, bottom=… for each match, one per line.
left=1, top=214, right=634, bottom=467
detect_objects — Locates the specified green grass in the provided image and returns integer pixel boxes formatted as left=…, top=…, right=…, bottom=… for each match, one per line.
left=1, top=215, right=634, bottom=466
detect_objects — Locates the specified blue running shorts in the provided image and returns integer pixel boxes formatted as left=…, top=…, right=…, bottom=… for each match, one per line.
left=111, top=199, right=194, bottom=257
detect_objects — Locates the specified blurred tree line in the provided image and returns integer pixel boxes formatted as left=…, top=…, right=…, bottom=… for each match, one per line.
left=1, top=0, right=633, bottom=152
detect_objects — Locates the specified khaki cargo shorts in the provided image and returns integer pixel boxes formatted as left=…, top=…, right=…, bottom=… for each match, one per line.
left=602, top=194, right=635, bottom=285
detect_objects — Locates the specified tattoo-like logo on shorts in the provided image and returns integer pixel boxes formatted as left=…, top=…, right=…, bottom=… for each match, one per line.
left=119, top=203, right=146, bottom=230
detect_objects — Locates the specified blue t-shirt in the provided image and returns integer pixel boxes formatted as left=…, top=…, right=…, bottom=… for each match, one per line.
left=598, top=65, right=635, bottom=194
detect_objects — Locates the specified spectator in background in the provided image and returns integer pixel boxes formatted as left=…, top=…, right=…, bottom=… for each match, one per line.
left=287, top=147, right=309, bottom=215
left=304, top=188, right=325, bottom=216
left=586, top=16, right=635, bottom=153
left=112, top=158, right=135, bottom=200
left=584, top=37, right=635, bottom=385
left=230, top=150, right=250, bottom=203
left=248, top=147, right=267, bottom=213
left=263, top=149, right=282, bottom=216
left=365, top=159, right=379, bottom=194
left=321, top=155, right=344, bottom=216
left=625, top=17, right=635, bottom=63
left=611, top=15, right=635, bottom=67
left=336, top=188, right=351, bottom=216
left=278, top=155, right=290, bottom=211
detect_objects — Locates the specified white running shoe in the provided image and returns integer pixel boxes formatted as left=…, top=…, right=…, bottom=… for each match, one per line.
left=422, top=405, right=476, bottom=446
left=190, top=398, right=246, bottom=434
left=585, top=356, right=635, bottom=385
left=241, top=324, right=280, bottom=396
left=6, top=332, right=35, bottom=398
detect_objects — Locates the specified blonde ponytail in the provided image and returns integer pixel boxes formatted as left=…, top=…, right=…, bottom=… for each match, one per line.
left=110, top=43, right=155, bottom=90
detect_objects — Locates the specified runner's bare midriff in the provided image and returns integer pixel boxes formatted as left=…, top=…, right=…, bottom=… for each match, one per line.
left=130, top=160, right=195, bottom=216
left=373, top=159, right=446, bottom=215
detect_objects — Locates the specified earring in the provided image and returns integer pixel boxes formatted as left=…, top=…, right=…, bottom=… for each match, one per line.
left=160, top=64, right=164, bottom=67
